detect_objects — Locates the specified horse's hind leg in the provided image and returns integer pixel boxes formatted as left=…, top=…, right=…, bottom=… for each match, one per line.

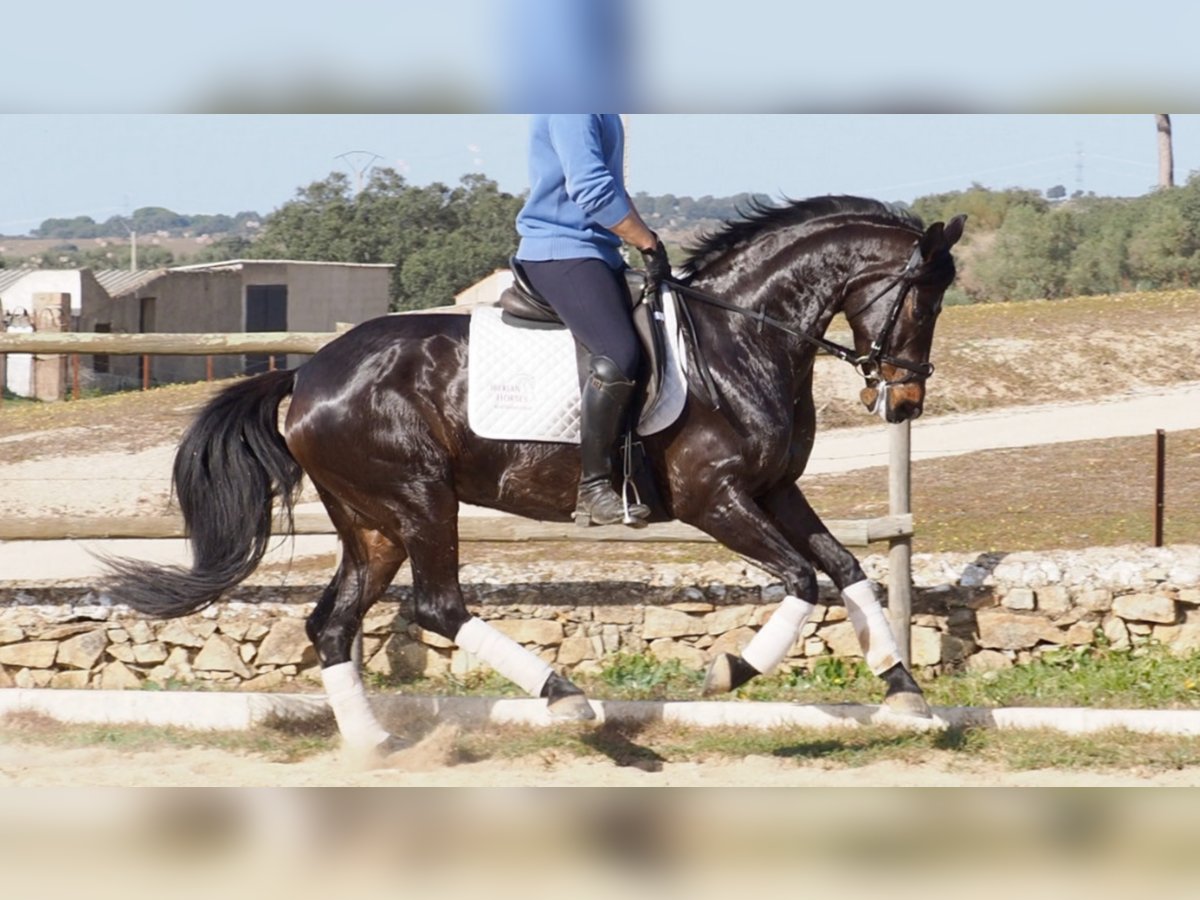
left=308, top=519, right=409, bottom=753
left=392, top=481, right=595, bottom=721
left=762, top=483, right=929, bottom=718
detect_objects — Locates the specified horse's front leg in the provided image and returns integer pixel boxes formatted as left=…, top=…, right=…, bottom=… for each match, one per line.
left=678, top=486, right=827, bottom=695
left=760, top=482, right=930, bottom=717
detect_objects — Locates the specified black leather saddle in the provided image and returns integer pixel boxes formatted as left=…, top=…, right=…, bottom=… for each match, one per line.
left=498, top=257, right=645, bottom=328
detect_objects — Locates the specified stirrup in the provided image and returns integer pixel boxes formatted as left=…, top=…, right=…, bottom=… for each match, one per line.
left=619, top=429, right=649, bottom=526
left=573, top=481, right=648, bottom=528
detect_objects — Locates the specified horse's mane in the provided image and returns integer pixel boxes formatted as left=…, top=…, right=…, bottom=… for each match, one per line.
left=679, top=194, right=924, bottom=280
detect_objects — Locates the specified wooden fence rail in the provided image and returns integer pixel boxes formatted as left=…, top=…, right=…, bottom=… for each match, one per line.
left=0, top=513, right=913, bottom=547
left=0, top=331, right=337, bottom=355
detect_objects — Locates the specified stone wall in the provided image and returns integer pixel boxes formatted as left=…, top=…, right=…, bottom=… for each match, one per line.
left=1, top=546, right=1197, bottom=691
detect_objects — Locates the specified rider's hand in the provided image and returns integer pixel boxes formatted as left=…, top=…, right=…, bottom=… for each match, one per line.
left=640, top=236, right=671, bottom=293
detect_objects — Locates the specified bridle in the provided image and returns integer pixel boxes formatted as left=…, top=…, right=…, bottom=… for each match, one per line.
left=666, top=240, right=936, bottom=388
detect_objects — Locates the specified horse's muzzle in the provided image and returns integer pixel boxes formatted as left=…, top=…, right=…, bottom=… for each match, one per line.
left=860, top=383, right=924, bottom=423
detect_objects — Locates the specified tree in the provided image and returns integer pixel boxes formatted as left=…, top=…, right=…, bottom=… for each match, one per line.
left=973, top=205, right=1079, bottom=300
left=253, top=169, right=525, bottom=310
left=1156, top=114, right=1175, bottom=189
left=1046, top=185, right=1067, bottom=201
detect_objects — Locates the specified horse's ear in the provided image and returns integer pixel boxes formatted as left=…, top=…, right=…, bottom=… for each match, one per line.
left=919, top=214, right=967, bottom=258
left=944, top=214, right=967, bottom=247
left=918, top=221, right=945, bottom=258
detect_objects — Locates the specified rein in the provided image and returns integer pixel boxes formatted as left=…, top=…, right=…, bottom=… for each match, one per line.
left=666, top=241, right=934, bottom=386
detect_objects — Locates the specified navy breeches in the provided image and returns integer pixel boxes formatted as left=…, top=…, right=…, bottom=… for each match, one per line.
left=516, top=257, right=641, bottom=380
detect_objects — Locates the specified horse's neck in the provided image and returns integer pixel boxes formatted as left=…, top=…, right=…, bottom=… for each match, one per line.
left=687, top=228, right=884, bottom=414
left=694, top=239, right=850, bottom=355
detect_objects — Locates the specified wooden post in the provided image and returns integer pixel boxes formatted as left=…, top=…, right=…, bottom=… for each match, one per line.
left=32, top=293, right=71, bottom=402
left=887, top=420, right=913, bottom=667
left=141, top=355, right=150, bottom=391
left=1154, top=429, right=1166, bottom=548
left=206, top=355, right=214, bottom=382
left=71, top=353, right=80, bottom=400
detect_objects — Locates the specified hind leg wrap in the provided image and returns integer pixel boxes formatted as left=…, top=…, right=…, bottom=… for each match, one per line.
left=456, top=617, right=554, bottom=696
left=842, top=579, right=903, bottom=675
left=741, top=595, right=816, bottom=675
left=321, top=661, right=390, bottom=749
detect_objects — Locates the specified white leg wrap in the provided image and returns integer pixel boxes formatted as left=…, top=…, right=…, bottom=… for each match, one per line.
left=842, top=579, right=903, bottom=675
left=455, top=617, right=554, bottom=697
left=321, top=661, right=390, bottom=749
left=741, top=595, right=815, bottom=675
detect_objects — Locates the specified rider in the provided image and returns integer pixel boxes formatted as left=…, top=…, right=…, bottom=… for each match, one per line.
left=514, top=114, right=671, bottom=527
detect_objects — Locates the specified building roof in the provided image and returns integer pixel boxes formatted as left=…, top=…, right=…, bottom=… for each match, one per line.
left=0, top=267, right=36, bottom=294
left=170, top=259, right=393, bottom=273
left=92, top=269, right=167, bottom=298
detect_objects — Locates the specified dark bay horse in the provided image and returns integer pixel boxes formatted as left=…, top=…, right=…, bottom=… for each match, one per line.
left=107, top=195, right=965, bottom=753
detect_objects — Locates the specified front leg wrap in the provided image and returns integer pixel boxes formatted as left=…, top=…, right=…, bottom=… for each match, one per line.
left=741, top=595, right=817, bottom=674
left=842, top=579, right=903, bottom=674
left=455, top=616, right=554, bottom=696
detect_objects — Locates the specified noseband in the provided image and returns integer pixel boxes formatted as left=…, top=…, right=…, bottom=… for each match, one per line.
left=843, top=241, right=934, bottom=387
left=668, top=240, right=935, bottom=387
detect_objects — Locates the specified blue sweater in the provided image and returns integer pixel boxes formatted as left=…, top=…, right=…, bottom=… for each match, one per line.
left=516, top=114, right=632, bottom=268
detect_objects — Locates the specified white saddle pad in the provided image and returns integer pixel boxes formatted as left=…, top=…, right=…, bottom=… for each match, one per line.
left=467, top=285, right=688, bottom=443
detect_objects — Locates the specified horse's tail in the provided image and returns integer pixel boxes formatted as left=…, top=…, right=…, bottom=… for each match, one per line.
left=103, top=370, right=303, bottom=618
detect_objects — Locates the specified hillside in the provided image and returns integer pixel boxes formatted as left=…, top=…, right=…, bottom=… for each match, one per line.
left=0, top=234, right=227, bottom=267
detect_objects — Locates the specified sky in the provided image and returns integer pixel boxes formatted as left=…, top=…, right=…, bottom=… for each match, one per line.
left=3, top=0, right=1199, bottom=235
left=2, top=114, right=1198, bottom=236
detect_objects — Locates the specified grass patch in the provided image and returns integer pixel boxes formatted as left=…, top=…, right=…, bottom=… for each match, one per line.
left=449, top=719, right=1200, bottom=775
left=592, top=651, right=705, bottom=699
left=8, top=709, right=1200, bottom=775
left=369, top=644, right=1200, bottom=710
left=925, top=642, right=1200, bottom=710
left=1, top=710, right=338, bottom=763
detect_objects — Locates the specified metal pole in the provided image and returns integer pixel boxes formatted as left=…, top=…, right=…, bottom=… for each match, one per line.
left=1154, top=429, right=1166, bottom=547
left=887, top=420, right=913, bottom=667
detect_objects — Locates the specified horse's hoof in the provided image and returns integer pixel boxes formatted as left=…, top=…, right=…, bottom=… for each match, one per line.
left=547, top=692, right=597, bottom=721
left=884, top=691, right=932, bottom=719
left=541, top=671, right=596, bottom=720
left=703, top=653, right=760, bottom=695
left=703, top=654, right=735, bottom=695
left=375, top=733, right=416, bottom=755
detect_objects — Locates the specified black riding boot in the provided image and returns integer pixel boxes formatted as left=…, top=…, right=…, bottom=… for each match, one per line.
left=574, top=355, right=650, bottom=527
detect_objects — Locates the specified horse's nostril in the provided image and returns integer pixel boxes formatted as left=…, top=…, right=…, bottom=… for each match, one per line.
left=887, top=399, right=923, bottom=423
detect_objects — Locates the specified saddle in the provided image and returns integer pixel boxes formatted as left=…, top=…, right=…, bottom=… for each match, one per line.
left=498, top=257, right=673, bottom=416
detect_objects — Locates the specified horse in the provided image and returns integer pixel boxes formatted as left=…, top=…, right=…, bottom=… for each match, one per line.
left=105, top=195, right=965, bottom=754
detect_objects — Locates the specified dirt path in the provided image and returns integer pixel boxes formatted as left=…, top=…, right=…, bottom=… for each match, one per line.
left=809, top=380, right=1200, bottom=474
left=2, top=735, right=1197, bottom=786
